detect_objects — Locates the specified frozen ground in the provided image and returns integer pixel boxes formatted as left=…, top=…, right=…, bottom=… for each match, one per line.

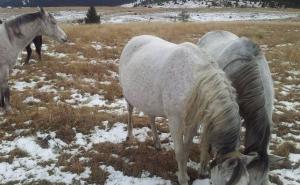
left=61, top=10, right=300, bottom=23
left=0, top=24, right=299, bottom=184
left=0, top=9, right=299, bottom=23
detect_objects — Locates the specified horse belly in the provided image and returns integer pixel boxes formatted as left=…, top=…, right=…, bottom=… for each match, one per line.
left=120, top=62, right=165, bottom=117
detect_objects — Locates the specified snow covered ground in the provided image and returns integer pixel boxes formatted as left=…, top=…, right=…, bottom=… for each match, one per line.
left=0, top=22, right=299, bottom=184
left=103, top=11, right=299, bottom=23
left=1, top=9, right=299, bottom=24
left=52, top=10, right=299, bottom=23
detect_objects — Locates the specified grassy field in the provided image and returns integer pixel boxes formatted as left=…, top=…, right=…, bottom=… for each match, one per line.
left=0, top=6, right=300, bottom=16
left=0, top=20, right=299, bottom=184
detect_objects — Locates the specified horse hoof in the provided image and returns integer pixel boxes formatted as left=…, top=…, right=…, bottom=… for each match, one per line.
left=126, top=136, right=134, bottom=141
left=154, top=142, right=162, bottom=151
left=199, top=164, right=209, bottom=177
left=5, top=108, right=13, bottom=114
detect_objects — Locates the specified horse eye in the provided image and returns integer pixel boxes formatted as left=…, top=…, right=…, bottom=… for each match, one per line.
left=228, top=160, right=235, bottom=166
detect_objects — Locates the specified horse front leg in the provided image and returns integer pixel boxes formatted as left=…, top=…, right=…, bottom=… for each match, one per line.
left=183, top=123, right=199, bottom=169
left=0, top=87, right=4, bottom=109
left=3, top=85, right=12, bottom=113
left=35, top=36, right=42, bottom=62
left=0, top=66, right=11, bottom=113
left=149, top=116, right=161, bottom=150
left=169, top=116, right=189, bottom=185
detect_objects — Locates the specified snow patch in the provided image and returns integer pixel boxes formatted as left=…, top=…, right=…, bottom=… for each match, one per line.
left=23, top=96, right=41, bottom=104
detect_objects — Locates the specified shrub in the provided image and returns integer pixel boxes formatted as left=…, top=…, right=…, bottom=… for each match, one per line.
left=85, top=6, right=100, bottom=24
left=178, top=10, right=190, bottom=22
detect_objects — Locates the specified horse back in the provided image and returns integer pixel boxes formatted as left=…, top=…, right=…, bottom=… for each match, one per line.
left=197, top=30, right=238, bottom=60
left=119, top=35, right=213, bottom=116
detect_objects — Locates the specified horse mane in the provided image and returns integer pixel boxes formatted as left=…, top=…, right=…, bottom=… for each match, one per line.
left=184, top=66, right=240, bottom=166
left=4, top=12, right=43, bottom=42
left=221, top=38, right=271, bottom=171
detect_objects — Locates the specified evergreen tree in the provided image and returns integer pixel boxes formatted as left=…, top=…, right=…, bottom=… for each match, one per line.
left=85, top=6, right=100, bottom=24
left=178, top=9, right=190, bottom=22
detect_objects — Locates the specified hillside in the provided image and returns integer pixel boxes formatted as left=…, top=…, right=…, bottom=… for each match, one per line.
left=0, top=0, right=299, bottom=8
left=125, top=0, right=300, bottom=8
left=0, top=0, right=136, bottom=7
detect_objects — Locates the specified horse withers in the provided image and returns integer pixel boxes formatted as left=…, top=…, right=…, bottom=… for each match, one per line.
left=0, top=19, right=42, bottom=64
left=0, top=8, right=67, bottom=113
left=197, top=31, right=273, bottom=185
left=119, top=35, right=259, bottom=185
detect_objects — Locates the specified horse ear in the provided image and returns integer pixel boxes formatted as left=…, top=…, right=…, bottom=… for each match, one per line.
left=39, top=7, right=46, bottom=15
left=241, top=152, right=259, bottom=165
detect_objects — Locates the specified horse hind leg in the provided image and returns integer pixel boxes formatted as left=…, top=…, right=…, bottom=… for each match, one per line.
left=126, top=101, right=134, bottom=141
left=149, top=116, right=161, bottom=150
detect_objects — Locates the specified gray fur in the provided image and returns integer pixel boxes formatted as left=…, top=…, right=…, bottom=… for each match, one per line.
left=0, top=8, right=67, bottom=112
left=198, top=31, right=273, bottom=185
left=4, top=12, right=43, bottom=42
left=120, top=35, right=255, bottom=185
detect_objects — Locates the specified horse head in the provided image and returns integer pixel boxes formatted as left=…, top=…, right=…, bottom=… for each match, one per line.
left=210, top=151, right=259, bottom=185
left=39, top=7, right=67, bottom=43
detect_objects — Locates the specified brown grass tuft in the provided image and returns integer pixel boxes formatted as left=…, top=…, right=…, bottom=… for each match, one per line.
left=273, top=142, right=297, bottom=157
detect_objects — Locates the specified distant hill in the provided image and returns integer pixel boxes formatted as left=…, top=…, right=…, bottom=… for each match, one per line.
left=0, top=0, right=299, bottom=8
left=125, top=0, right=300, bottom=8
left=0, top=0, right=136, bottom=7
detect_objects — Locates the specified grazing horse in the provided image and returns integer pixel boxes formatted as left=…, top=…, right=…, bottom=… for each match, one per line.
left=197, top=31, right=273, bottom=185
left=25, top=35, right=43, bottom=64
left=0, top=19, right=42, bottom=64
left=0, top=8, right=67, bottom=112
left=119, top=35, right=258, bottom=185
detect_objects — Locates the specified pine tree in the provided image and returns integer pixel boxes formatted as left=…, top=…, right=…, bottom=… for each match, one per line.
left=85, top=6, right=100, bottom=24
left=178, top=9, right=190, bottom=22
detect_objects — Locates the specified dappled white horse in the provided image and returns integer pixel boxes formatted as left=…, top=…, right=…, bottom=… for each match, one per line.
left=0, top=8, right=67, bottom=112
left=119, top=35, right=258, bottom=185
left=197, top=31, right=273, bottom=185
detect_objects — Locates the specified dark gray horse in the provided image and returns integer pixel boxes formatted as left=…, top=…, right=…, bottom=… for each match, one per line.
left=197, top=31, right=273, bottom=185
left=0, top=8, right=67, bottom=113
left=25, top=35, right=42, bottom=64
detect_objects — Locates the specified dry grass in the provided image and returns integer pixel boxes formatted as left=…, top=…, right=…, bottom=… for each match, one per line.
left=273, top=142, right=297, bottom=157
left=1, top=20, right=300, bottom=184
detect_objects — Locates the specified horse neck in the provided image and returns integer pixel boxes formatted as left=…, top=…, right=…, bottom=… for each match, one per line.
left=205, top=97, right=241, bottom=156
left=185, top=68, right=241, bottom=156
left=243, top=108, right=271, bottom=155
left=8, top=20, right=42, bottom=52
left=227, top=57, right=271, bottom=156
